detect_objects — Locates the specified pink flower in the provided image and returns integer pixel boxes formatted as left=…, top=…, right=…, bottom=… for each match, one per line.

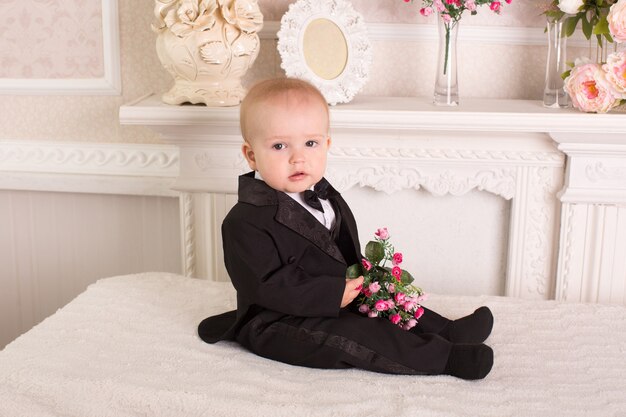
left=386, top=283, right=395, bottom=293
left=362, top=288, right=372, bottom=297
left=361, top=258, right=372, bottom=271
left=392, top=266, right=402, bottom=282
left=392, top=252, right=403, bottom=266
left=390, top=314, right=402, bottom=325
left=374, top=300, right=388, bottom=311
left=489, top=1, right=501, bottom=13
left=414, top=307, right=425, bottom=320
left=416, top=293, right=429, bottom=303
left=420, top=6, right=433, bottom=16
left=465, top=0, right=476, bottom=12
left=368, top=310, right=378, bottom=318
left=403, top=301, right=416, bottom=312
left=358, top=304, right=369, bottom=314
left=405, top=318, right=418, bottom=330
left=608, top=0, right=626, bottom=43
left=385, top=299, right=395, bottom=309
left=441, top=13, right=451, bottom=23
left=434, top=0, right=445, bottom=12
left=374, top=227, right=389, bottom=240
left=603, top=52, right=626, bottom=98
left=394, top=292, right=406, bottom=304
left=368, top=282, right=381, bottom=294
left=565, top=59, right=621, bottom=113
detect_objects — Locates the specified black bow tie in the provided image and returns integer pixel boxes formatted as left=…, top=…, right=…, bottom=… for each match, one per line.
left=303, top=182, right=329, bottom=212
left=304, top=189, right=324, bottom=212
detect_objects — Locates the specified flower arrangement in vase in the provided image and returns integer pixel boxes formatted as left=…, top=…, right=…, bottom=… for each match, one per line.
left=402, top=0, right=512, bottom=106
left=545, top=0, right=626, bottom=112
left=346, top=228, right=426, bottom=330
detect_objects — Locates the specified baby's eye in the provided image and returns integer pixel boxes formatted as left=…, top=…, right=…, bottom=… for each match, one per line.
left=305, top=140, right=318, bottom=147
left=272, top=143, right=285, bottom=150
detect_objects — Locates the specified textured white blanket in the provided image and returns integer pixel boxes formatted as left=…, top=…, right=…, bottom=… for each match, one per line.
left=1, top=273, right=625, bottom=417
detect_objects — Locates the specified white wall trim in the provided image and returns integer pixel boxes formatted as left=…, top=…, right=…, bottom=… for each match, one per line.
left=0, top=0, right=122, bottom=95
left=260, top=20, right=602, bottom=48
left=0, top=140, right=179, bottom=196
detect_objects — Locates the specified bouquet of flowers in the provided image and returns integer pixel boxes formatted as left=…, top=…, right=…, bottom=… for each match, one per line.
left=544, top=0, right=626, bottom=45
left=403, top=0, right=511, bottom=23
left=346, top=228, right=426, bottom=330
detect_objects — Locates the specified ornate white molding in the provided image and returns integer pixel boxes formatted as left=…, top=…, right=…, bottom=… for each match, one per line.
left=585, top=162, right=626, bottom=182
left=0, top=140, right=179, bottom=196
left=0, top=0, right=121, bottom=95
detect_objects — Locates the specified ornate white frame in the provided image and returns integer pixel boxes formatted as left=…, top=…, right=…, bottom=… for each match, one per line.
left=277, top=0, right=372, bottom=105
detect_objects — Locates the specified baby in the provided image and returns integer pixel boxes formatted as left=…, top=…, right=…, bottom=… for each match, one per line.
left=198, top=77, right=494, bottom=379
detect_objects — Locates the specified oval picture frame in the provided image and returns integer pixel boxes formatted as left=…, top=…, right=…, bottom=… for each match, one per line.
left=277, top=0, right=372, bottom=105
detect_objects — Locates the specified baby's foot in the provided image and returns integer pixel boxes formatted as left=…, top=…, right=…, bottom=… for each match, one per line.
left=444, top=343, right=493, bottom=380
left=440, top=306, right=493, bottom=344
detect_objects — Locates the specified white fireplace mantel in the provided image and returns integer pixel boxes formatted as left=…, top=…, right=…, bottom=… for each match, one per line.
left=120, top=95, right=626, bottom=304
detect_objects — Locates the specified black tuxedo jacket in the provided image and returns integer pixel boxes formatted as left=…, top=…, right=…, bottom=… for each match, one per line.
left=198, top=172, right=362, bottom=344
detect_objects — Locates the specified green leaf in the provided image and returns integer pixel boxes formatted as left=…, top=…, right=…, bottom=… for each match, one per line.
left=561, top=69, right=571, bottom=80
left=346, top=263, right=362, bottom=279
left=365, top=241, right=385, bottom=265
left=582, top=14, right=592, bottom=39
left=592, top=16, right=610, bottom=35
left=400, top=269, right=414, bottom=285
left=563, top=15, right=581, bottom=37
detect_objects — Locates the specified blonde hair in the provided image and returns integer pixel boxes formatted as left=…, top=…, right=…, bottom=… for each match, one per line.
left=239, top=78, right=329, bottom=142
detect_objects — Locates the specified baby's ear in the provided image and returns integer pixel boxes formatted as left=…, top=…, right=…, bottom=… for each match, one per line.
left=326, top=136, right=332, bottom=148
left=241, top=142, right=256, bottom=170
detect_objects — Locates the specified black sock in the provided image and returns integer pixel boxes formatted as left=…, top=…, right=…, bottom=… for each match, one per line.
left=444, top=343, right=494, bottom=380
left=440, top=306, right=494, bottom=344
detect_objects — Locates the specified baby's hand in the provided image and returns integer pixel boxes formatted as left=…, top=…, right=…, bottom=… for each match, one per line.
left=341, top=276, right=364, bottom=308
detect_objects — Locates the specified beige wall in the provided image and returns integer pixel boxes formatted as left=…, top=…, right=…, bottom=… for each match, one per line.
left=0, top=0, right=560, bottom=146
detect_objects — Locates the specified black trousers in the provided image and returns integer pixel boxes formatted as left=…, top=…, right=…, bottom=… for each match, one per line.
left=235, top=308, right=453, bottom=375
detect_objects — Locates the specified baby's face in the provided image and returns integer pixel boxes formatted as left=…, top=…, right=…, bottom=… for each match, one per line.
left=242, top=93, right=330, bottom=193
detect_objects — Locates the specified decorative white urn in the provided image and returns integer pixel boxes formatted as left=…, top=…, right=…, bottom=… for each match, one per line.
left=153, top=0, right=263, bottom=106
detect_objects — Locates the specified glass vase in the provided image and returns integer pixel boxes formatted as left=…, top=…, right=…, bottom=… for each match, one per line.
left=543, top=17, right=569, bottom=108
left=433, top=15, right=459, bottom=106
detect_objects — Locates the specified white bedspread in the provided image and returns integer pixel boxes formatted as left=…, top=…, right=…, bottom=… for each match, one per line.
left=1, top=272, right=625, bottom=417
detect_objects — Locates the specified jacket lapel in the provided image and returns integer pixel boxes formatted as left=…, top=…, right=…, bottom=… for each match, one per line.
left=275, top=192, right=346, bottom=264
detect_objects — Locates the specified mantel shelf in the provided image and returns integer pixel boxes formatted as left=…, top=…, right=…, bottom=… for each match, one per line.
left=120, top=94, right=626, bottom=139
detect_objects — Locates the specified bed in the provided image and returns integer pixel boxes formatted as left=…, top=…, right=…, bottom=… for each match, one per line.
left=1, top=272, right=625, bottom=417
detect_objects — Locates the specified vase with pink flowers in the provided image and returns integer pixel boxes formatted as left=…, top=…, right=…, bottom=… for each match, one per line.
left=403, top=0, right=512, bottom=106
left=544, top=0, right=626, bottom=112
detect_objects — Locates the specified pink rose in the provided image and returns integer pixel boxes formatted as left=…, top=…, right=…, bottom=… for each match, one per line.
left=392, top=252, right=403, bottom=266
left=358, top=304, right=370, bottom=314
left=368, top=282, right=381, bottom=294
left=374, top=227, right=389, bottom=240
left=420, top=6, right=433, bottom=16
left=465, top=0, right=476, bottom=12
left=414, top=306, right=425, bottom=320
left=392, top=266, right=402, bottom=282
left=362, top=288, right=372, bottom=297
left=565, top=59, right=621, bottom=113
left=361, top=258, right=372, bottom=271
left=390, top=314, right=402, bottom=325
left=490, top=1, right=501, bottom=13
left=385, top=299, right=395, bottom=310
left=386, top=283, right=395, bottom=293
left=434, top=0, right=445, bottom=12
left=405, top=318, right=418, bottom=330
left=374, top=300, right=388, bottom=311
left=395, top=292, right=406, bottom=304
left=608, top=0, right=626, bottom=43
left=416, top=293, right=429, bottom=303
left=603, top=52, right=626, bottom=98
left=368, top=310, right=378, bottom=318
left=403, top=301, right=416, bottom=312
